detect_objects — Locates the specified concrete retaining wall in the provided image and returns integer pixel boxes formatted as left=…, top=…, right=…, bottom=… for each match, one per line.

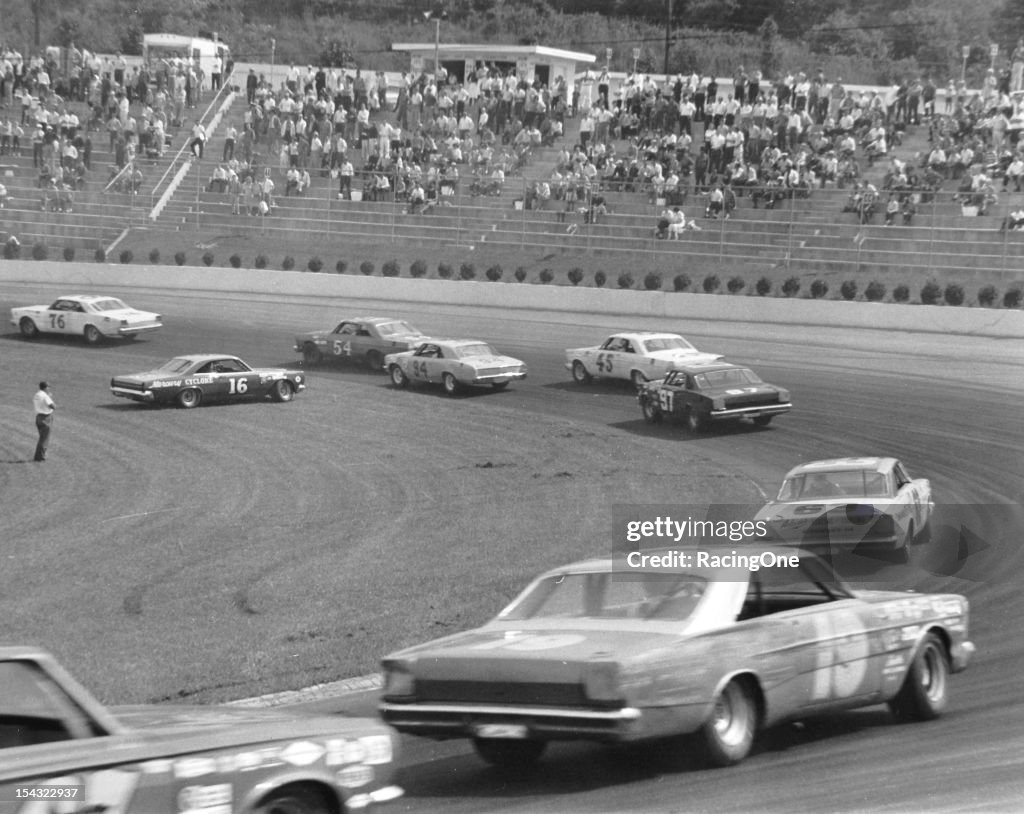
left=2, top=260, right=1022, bottom=337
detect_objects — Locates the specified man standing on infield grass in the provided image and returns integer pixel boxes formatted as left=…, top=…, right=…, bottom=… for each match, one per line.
left=33, top=381, right=56, bottom=462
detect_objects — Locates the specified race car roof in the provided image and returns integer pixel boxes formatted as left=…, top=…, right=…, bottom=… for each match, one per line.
left=784, top=457, right=896, bottom=477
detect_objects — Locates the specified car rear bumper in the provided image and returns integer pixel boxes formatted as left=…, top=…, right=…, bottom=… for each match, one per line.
left=110, top=387, right=154, bottom=402
left=470, top=372, right=527, bottom=385
left=380, top=701, right=641, bottom=741
left=710, top=403, right=792, bottom=420
left=117, top=322, right=162, bottom=335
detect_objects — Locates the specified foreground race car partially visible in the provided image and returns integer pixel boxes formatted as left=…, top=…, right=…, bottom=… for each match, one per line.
left=11, top=294, right=163, bottom=344
left=111, top=354, right=306, bottom=408
left=294, top=317, right=428, bottom=369
left=380, top=546, right=973, bottom=769
left=638, top=361, right=792, bottom=432
left=385, top=339, right=527, bottom=395
left=755, top=457, right=934, bottom=553
left=565, top=332, right=723, bottom=388
left=0, top=647, right=402, bottom=812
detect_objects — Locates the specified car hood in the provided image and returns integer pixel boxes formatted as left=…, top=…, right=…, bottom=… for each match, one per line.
left=99, top=307, right=161, bottom=321
left=111, top=367, right=174, bottom=383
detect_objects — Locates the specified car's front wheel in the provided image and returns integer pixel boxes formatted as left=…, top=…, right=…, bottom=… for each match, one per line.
left=252, top=784, right=333, bottom=814
left=685, top=408, right=708, bottom=433
left=571, top=360, right=592, bottom=384
left=888, top=632, right=949, bottom=721
left=751, top=415, right=774, bottom=427
left=698, top=678, right=758, bottom=766
left=389, top=365, right=409, bottom=388
left=491, top=381, right=510, bottom=390
left=472, top=738, right=547, bottom=769
left=19, top=317, right=39, bottom=339
left=83, top=324, right=102, bottom=345
left=270, top=380, right=294, bottom=402
left=177, top=388, right=202, bottom=409
left=640, top=394, right=662, bottom=423
left=630, top=370, right=648, bottom=390
left=301, top=343, right=322, bottom=365
left=442, top=372, right=459, bottom=395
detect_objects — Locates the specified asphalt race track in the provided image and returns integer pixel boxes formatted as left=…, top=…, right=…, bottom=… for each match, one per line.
left=1, top=280, right=1022, bottom=812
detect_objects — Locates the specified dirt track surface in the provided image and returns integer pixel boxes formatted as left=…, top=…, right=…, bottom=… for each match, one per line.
left=1, top=282, right=1022, bottom=812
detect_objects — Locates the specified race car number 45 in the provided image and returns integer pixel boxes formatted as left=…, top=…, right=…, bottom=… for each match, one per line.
left=475, top=724, right=528, bottom=739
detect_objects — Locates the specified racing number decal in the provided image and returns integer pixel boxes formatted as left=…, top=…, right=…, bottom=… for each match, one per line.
left=49, top=314, right=67, bottom=330
left=227, top=378, right=249, bottom=394
left=471, top=633, right=586, bottom=651
left=595, top=353, right=614, bottom=373
left=411, top=360, right=430, bottom=379
left=332, top=340, right=352, bottom=356
left=810, top=612, right=870, bottom=701
left=658, top=389, right=674, bottom=412
left=15, top=769, right=139, bottom=814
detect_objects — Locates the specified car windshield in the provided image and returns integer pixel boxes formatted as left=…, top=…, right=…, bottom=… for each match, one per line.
left=498, top=572, right=708, bottom=622
left=377, top=321, right=418, bottom=336
left=90, top=298, right=129, bottom=312
left=693, top=368, right=762, bottom=389
left=452, top=343, right=497, bottom=359
left=642, top=336, right=695, bottom=352
left=155, top=358, right=195, bottom=374
left=778, top=470, right=890, bottom=500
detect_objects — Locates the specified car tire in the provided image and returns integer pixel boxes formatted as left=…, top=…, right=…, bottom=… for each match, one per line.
left=685, top=409, right=707, bottom=433
left=913, top=520, right=932, bottom=545
left=630, top=370, right=647, bottom=390
left=301, top=343, right=322, bottom=365
left=751, top=415, right=773, bottom=427
left=389, top=365, right=409, bottom=388
left=888, top=632, right=949, bottom=722
left=83, top=324, right=102, bottom=345
left=177, top=388, right=202, bottom=409
left=491, top=381, right=510, bottom=390
left=571, top=360, right=592, bottom=384
left=270, top=380, right=294, bottom=402
left=698, top=678, right=758, bottom=767
left=365, top=349, right=383, bottom=371
left=442, top=372, right=459, bottom=395
left=472, top=737, right=547, bottom=769
left=640, top=395, right=662, bottom=423
left=19, top=317, right=39, bottom=339
left=253, top=785, right=333, bottom=814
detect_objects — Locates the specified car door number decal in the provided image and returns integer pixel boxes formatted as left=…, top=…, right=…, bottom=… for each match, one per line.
left=332, top=340, right=352, bottom=356
left=596, top=353, right=614, bottom=373
left=810, top=613, right=870, bottom=700
left=658, top=390, right=674, bottom=412
left=411, top=360, right=429, bottom=378
left=227, top=378, right=249, bottom=394
left=471, top=633, right=586, bottom=651
left=49, top=314, right=66, bottom=329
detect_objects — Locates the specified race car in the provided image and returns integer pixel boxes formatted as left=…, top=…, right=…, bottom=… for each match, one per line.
left=379, top=546, right=973, bottom=769
left=294, top=317, right=428, bottom=369
left=110, top=354, right=306, bottom=408
left=0, top=646, right=403, bottom=812
left=754, top=457, right=934, bottom=552
left=385, top=339, right=526, bottom=395
left=11, top=294, right=163, bottom=344
left=638, top=361, right=792, bottom=432
left=565, top=332, right=723, bottom=388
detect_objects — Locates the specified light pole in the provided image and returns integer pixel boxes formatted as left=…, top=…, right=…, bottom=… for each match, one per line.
left=961, top=45, right=969, bottom=84
left=664, top=0, right=673, bottom=76
left=424, top=8, right=448, bottom=83
left=632, top=47, right=640, bottom=75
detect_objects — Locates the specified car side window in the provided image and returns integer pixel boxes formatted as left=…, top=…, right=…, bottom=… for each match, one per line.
left=338, top=323, right=357, bottom=335
left=893, top=464, right=911, bottom=490
left=196, top=362, right=214, bottom=373
left=0, top=662, right=100, bottom=749
left=737, top=563, right=846, bottom=620
left=621, top=340, right=635, bottom=353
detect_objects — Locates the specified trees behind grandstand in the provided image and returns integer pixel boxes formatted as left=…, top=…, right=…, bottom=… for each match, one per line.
left=1, top=0, right=1019, bottom=84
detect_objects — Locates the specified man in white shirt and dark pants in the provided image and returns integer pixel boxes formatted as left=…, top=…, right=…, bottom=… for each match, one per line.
left=33, top=381, right=56, bottom=462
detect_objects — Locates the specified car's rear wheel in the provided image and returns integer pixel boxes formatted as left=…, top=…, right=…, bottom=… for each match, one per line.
left=365, top=349, right=383, bottom=371
left=698, top=678, right=758, bottom=766
left=19, top=317, right=39, bottom=339
left=253, top=784, right=333, bottom=814
left=177, top=388, right=202, bottom=409
left=571, top=360, right=592, bottom=384
left=83, top=324, right=102, bottom=345
left=442, top=372, right=459, bottom=395
left=491, top=381, right=510, bottom=390
left=301, top=343, right=322, bottom=365
left=685, top=409, right=707, bottom=433
left=389, top=365, right=409, bottom=388
left=271, top=380, right=294, bottom=402
left=888, top=632, right=949, bottom=721
left=640, top=394, right=662, bottom=423
left=472, top=737, right=547, bottom=769
left=751, top=415, right=773, bottom=427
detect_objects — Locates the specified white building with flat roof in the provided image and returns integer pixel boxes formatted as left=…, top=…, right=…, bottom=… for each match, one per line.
left=390, top=42, right=595, bottom=87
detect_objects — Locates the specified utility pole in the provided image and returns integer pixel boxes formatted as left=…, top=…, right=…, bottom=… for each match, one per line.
left=664, top=0, right=673, bottom=76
